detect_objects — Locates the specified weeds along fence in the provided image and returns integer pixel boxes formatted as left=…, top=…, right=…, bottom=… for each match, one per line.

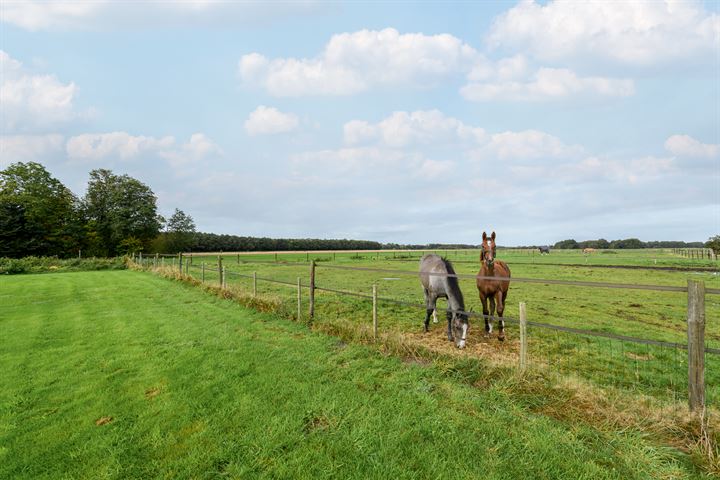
left=133, top=252, right=718, bottom=411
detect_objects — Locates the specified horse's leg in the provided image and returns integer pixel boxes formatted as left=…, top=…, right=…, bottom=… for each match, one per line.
left=480, top=293, right=490, bottom=336
left=495, top=290, right=505, bottom=342
left=446, top=308, right=453, bottom=341
left=488, top=296, right=496, bottom=337
left=433, top=308, right=438, bottom=324
left=424, top=292, right=436, bottom=333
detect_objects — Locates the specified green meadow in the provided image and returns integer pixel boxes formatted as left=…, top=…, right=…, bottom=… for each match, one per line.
left=1, top=270, right=715, bottom=479
left=174, top=249, right=719, bottom=404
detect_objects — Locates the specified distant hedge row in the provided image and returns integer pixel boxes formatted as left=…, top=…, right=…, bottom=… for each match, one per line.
left=0, top=256, right=127, bottom=275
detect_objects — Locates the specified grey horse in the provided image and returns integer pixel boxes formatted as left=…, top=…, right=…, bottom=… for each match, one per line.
left=419, top=254, right=469, bottom=348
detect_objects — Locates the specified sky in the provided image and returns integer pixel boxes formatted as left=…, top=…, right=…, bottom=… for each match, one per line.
left=1, top=0, right=719, bottom=246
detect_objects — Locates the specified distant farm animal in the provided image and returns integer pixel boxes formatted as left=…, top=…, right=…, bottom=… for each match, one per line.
left=476, top=231, right=511, bottom=341
left=539, top=246, right=550, bottom=255
left=419, top=254, right=469, bottom=348
left=583, top=248, right=596, bottom=254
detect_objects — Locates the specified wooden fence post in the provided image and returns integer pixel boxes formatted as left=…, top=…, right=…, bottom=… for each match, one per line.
left=237, top=254, right=240, bottom=265
left=201, top=262, right=205, bottom=283
left=309, top=260, right=316, bottom=319
left=519, top=302, right=527, bottom=372
left=372, top=284, right=378, bottom=340
left=253, top=271, right=257, bottom=297
left=687, top=279, right=705, bottom=411
left=218, top=256, right=223, bottom=288
left=297, top=277, right=302, bottom=322
left=222, top=266, right=226, bottom=289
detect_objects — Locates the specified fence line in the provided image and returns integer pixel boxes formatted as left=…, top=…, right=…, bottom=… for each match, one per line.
left=143, top=257, right=720, bottom=357
left=315, top=263, right=720, bottom=294
left=170, top=260, right=720, bottom=352
left=138, top=254, right=717, bottom=409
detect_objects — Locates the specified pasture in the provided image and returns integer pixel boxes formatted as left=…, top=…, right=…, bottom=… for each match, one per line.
left=3, top=270, right=713, bottom=478
left=170, top=248, right=720, bottom=405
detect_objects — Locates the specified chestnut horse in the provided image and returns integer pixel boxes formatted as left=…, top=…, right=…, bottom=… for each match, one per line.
left=476, top=231, right=511, bottom=341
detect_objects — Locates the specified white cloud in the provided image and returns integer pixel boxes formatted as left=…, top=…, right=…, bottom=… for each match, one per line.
left=65, top=131, right=222, bottom=169
left=486, top=0, right=720, bottom=65
left=344, top=110, right=485, bottom=147
left=159, top=133, right=223, bottom=167
left=1, top=50, right=80, bottom=132
left=416, top=159, right=455, bottom=179
left=66, top=132, right=175, bottom=161
left=462, top=67, right=634, bottom=102
left=474, top=129, right=584, bottom=161
left=239, top=28, right=479, bottom=96
left=244, top=106, right=299, bottom=135
left=0, top=1, right=322, bottom=31
left=0, top=134, right=65, bottom=162
left=664, top=134, right=719, bottom=158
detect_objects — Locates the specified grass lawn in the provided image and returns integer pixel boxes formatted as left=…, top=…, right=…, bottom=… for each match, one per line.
left=174, top=249, right=720, bottom=404
left=0, top=270, right=712, bottom=479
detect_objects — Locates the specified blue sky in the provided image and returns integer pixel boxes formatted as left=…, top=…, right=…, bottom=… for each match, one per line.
left=1, top=0, right=719, bottom=245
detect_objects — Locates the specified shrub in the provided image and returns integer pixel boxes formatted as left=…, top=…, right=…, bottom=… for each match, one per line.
left=0, top=256, right=127, bottom=275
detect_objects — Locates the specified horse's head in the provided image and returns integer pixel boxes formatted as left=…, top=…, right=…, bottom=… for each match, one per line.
left=481, top=231, right=497, bottom=269
left=451, top=310, right=469, bottom=349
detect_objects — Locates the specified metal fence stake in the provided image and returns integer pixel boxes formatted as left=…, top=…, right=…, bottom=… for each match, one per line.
left=519, top=302, right=527, bottom=372
left=373, top=284, right=378, bottom=340
left=297, top=277, right=302, bottom=322
left=687, top=279, right=705, bottom=411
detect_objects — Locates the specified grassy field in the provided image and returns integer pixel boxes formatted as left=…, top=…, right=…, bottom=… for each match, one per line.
left=165, top=249, right=720, bottom=405
left=1, top=270, right=716, bottom=479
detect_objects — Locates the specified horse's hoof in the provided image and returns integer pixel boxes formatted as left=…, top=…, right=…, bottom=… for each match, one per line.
left=498, top=335, right=505, bottom=342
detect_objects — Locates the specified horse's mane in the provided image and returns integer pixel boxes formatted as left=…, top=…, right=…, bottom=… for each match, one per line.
left=441, top=257, right=465, bottom=308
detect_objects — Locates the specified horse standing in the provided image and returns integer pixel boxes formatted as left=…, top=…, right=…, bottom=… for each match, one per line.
left=419, top=254, right=469, bottom=349
left=476, top=231, right=511, bottom=341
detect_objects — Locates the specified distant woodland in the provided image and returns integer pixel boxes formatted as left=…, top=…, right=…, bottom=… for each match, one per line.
left=0, top=162, right=714, bottom=258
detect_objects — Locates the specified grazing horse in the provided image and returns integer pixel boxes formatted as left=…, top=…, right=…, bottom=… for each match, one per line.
left=583, top=247, right=596, bottom=254
left=419, top=254, right=469, bottom=349
left=476, top=231, right=511, bottom=341
left=539, top=246, right=550, bottom=255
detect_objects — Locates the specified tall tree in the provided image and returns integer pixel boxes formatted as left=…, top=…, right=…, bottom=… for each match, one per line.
left=165, top=209, right=197, bottom=253
left=84, top=169, right=162, bottom=256
left=0, top=162, right=83, bottom=257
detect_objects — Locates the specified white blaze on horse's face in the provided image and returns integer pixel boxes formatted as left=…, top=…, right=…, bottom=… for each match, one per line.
left=453, top=315, right=468, bottom=349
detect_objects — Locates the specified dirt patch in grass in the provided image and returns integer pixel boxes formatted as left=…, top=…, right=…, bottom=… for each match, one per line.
left=402, top=328, right=518, bottom=363
left=302, top=412, right=336, bottom=434
left=95, top=416, right=113, bottom=426
left=145, top=387, right=162, bottom=399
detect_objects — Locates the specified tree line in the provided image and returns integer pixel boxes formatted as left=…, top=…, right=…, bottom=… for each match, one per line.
left=0, top=162, right=381, bottom=258
left=2, top=161, right=717, bottom=258
left=552, top=238, right=706, bottom=250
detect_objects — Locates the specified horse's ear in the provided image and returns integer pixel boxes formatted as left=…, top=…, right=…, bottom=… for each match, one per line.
left=482, top=231, right=487, bottom=242
left=491, top=231, right=496, bottom=241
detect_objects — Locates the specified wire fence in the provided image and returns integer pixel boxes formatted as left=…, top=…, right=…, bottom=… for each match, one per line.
left=134, top=253, right=718, bottom=408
